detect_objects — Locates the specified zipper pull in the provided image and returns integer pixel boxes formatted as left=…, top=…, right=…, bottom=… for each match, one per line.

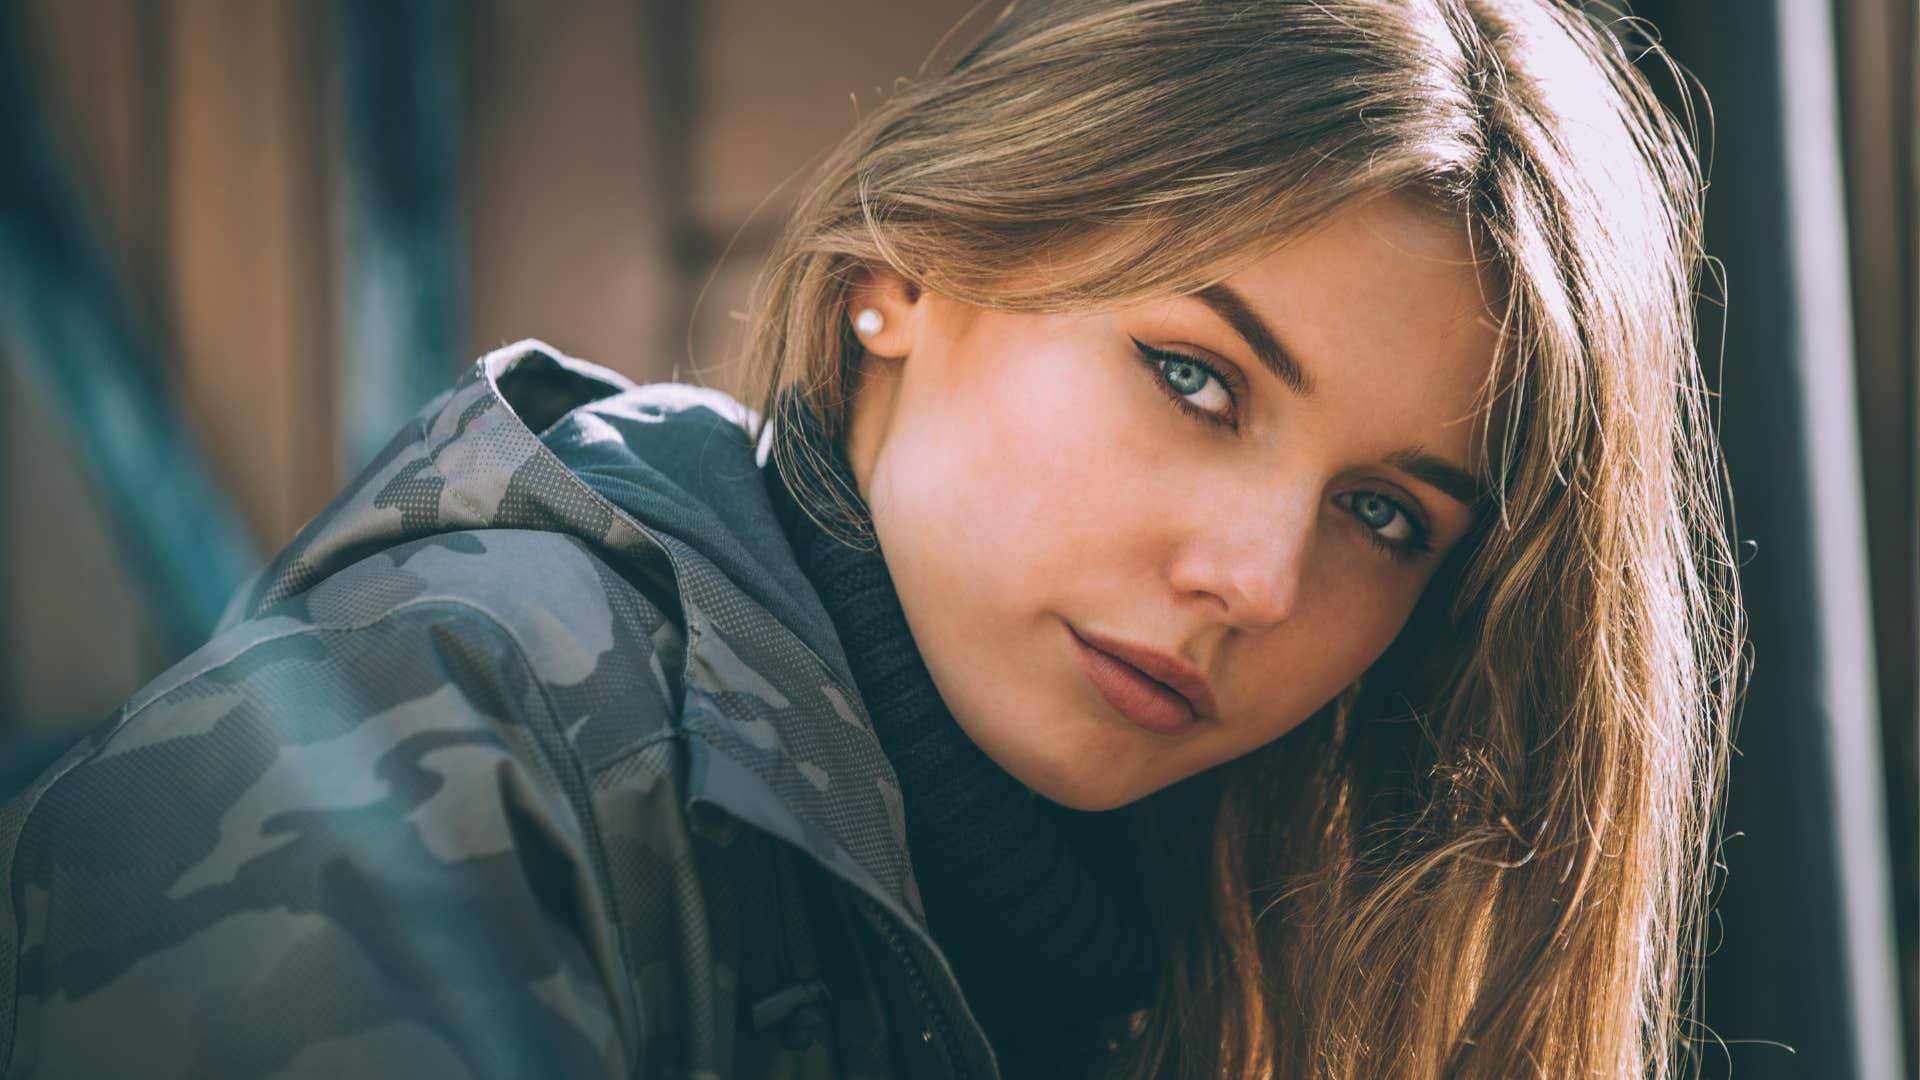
left=750, top=979, right=833, bottom=1051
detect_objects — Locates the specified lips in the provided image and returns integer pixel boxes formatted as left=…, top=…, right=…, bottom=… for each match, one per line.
left=1068, top=625, right=1215, bottom=736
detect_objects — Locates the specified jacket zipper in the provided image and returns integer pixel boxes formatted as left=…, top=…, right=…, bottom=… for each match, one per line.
left=859, top=894, right=970, bottom=1079
left=750, top=839, right=833, bottom=1051
left=768, top=839, right=797, bottom=986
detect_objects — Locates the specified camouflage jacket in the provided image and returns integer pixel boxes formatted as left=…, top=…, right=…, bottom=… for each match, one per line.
left=0, top=341, right=1002, bottom=1079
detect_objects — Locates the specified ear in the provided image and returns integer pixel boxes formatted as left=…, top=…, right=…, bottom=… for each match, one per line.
left=846, top=264, right=924, bottom=361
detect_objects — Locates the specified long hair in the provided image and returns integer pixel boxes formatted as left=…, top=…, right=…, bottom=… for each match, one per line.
left=735, top=1, right=1746, bottom=1075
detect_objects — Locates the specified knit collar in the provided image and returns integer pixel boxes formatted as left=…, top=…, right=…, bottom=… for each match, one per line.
left=761, top=394, right=1158, bottom=1053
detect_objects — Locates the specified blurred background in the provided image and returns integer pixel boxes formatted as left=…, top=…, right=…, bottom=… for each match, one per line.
left=0, top=0, right=1912, bottom=1076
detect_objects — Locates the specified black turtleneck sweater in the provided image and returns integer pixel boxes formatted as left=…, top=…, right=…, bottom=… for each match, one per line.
left=761, top=395, right=1158, bottom=1077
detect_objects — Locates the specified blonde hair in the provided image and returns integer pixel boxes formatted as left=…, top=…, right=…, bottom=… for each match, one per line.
left=737, top=1, right=1745, bottom=1075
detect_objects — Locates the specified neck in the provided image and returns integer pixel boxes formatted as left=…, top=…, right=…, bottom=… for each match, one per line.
left=763, top=394, right=1158, bottom=1066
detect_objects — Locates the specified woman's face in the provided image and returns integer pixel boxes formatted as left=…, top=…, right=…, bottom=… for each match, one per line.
left=844, top=193, right=1500, bottom=811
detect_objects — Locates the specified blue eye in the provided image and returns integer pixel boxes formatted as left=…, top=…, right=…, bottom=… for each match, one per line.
left=1131, top=338, right=1237, bottom=427
left=1337, top=491, right=1433, bottom=563
left=1351, top=492, right=1400, bottom=531
left=1162, top=356, right=1211, bottom=396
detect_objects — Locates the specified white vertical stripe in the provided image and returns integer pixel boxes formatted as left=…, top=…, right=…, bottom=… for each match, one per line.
left=1774, top=0, right=1909, bottom=1075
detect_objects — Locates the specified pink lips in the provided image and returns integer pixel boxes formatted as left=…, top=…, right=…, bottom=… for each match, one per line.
left=1068, top=625, right=1215, bottom=736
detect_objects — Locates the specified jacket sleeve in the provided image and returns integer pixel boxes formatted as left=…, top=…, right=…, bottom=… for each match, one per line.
left=1, top=596, right=638, bottom=1080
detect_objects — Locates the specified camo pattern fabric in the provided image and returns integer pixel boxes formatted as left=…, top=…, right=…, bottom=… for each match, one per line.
left=0, top=341, right=999, bottom=1079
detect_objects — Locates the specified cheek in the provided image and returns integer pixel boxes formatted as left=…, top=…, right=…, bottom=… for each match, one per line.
left=866, top=342, right=1157, bottom=597
left=1229, top=561, right=1423, bottom=743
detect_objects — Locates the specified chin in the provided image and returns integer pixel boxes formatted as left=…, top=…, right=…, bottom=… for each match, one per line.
left=1031, top=781, right=1141, bottom=813
left=987, top=739, right=1151, bottom=812
left=941, top=677, right=1162, bottom=811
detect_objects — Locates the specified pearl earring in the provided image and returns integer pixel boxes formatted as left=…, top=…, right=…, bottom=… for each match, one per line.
left=853, top=308, right=884, bottom=337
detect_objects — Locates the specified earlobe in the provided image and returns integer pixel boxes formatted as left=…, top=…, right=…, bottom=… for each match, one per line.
left=847, top=265, right=920, bottom=360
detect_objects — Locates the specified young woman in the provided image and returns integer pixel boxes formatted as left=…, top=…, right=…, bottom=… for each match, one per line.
left=1, top=1, right=1742, bottom=1078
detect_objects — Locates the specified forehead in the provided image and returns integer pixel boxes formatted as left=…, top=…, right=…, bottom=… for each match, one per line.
left=1215, top=194, right=1504, bottom=464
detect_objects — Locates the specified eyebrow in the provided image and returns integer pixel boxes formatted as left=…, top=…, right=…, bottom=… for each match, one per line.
left=1385, top=447, right=1486, bottom=510
left=1194, top=283, right=1316, bottom=397
left=1192, top=283, right=1486, bottom=511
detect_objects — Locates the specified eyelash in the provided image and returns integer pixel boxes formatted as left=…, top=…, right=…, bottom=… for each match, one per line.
left=1131, top=338, right=1241, bottom=429
left=1342, top=493, right=1435, bottom=564
left=1131, top=338, right=1435, bottom=563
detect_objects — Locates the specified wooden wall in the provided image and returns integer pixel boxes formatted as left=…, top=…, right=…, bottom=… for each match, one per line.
left=6, top=0, right=982, bottom=733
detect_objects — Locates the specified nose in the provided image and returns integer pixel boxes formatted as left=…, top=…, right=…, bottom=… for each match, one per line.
left=1166, top=488, right=1313, bottom=633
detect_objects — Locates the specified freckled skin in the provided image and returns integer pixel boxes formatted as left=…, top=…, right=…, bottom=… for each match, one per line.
left=845, top=194, right=1501, bottom=811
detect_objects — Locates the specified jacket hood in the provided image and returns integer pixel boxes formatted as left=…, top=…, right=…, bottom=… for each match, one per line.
left=215, top=340, right=928, bottom=930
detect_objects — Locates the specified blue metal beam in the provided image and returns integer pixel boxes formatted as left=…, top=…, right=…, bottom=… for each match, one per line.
left=0, top=0, right=258, bottom=653
left=332, top=0, right=465, bottom=475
